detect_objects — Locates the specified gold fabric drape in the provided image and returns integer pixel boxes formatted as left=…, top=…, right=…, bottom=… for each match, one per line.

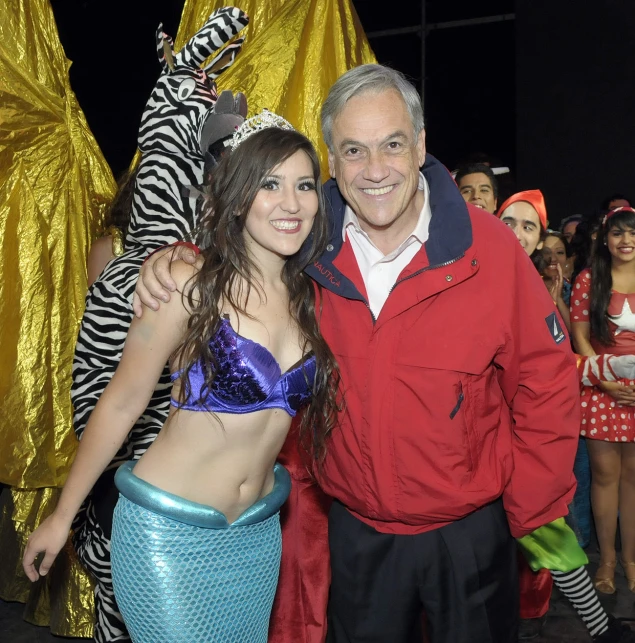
left=0, top=0, right=115, bottom=489
left=175, top=0, right=377, bottom=179
left=0, top=0, right=115, bottom=636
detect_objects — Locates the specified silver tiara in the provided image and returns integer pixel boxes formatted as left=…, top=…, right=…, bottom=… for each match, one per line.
left=227, top=108, right=295, bottom=151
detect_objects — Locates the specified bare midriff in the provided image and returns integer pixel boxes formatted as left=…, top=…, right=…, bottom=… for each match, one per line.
left=131, top=402, right=292, bottom=524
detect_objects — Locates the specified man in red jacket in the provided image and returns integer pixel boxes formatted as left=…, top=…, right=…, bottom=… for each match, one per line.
left=135, top=65, right=580, bottom=643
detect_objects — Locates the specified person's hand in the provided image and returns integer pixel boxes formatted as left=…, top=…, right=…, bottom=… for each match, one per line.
left=547, top=264, right=564, bottom=304
left=608, top=355, right=635, bottom=381
left=132, top=245, right=198, bottom=318
left=598, top=380, right=635, bottom=406
left=22, top=513, right=71, bottom=581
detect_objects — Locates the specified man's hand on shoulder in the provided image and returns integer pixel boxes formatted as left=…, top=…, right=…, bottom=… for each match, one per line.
left=133, top=244, right=199, bottom=318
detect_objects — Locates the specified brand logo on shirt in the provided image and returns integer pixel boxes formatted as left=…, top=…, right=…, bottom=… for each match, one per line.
left=313, top=261, right=341, bottom=288
left=545, top=311, right=566, bottom=344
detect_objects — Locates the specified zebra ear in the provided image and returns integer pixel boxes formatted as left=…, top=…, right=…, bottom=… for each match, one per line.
left=203, top=38, right=244, bottom=79
left=234, top=92, right=248, bottom=118
left=156, top=24, right=175, bottom=72
left=176, top=7, right=248, bottom=69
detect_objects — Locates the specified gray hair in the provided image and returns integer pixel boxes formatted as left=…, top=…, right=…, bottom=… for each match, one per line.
left=321, top=64, right=424, bottom=150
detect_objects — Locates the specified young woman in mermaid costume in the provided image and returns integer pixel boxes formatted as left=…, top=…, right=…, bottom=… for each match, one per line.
left=22, top=117, right=340, bottom=643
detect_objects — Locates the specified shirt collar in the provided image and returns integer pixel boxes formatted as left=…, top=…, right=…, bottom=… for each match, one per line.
left=342, top=172, right=430, bottom=244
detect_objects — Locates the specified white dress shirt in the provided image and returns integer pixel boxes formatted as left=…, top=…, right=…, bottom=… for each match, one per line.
left=343, top=173, right=431, bottom=318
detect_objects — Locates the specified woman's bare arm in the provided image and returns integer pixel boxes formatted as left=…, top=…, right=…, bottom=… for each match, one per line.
left=23, top=261, right=196, bottom=580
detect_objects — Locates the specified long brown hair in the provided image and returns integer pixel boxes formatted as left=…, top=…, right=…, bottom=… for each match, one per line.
left=175, top=127, right=340, bottom=462
left=590, top=208, right=635, bottom=345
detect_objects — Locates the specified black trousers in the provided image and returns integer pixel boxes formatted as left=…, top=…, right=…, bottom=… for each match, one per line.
left=326, top=500, right=519, bottom=643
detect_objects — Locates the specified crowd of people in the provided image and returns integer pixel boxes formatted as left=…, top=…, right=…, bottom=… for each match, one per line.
left=20, top=61, right=635, bottom=643
left=456, top=163, right=635, bottom=638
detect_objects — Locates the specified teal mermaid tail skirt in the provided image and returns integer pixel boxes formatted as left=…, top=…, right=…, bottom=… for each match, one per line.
left=110, top=461, right=291, bottom=643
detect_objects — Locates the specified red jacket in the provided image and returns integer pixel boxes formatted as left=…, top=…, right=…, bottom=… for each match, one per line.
left=306, top=156, right=579, bottom=539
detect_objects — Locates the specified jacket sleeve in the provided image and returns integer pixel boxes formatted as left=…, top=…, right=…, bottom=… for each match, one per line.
left=495, top=243, right=580, bottom=538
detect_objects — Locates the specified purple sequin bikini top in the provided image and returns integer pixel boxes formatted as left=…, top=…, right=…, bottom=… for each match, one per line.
left=170, top=315, right=316, bottom=417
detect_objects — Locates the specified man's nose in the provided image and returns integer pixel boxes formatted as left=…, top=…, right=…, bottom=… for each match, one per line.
left=363, top=150, right=390, bottom=182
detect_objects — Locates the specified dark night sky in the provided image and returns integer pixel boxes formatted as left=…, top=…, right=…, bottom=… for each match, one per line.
left=50, top=0, right=515, bottom=180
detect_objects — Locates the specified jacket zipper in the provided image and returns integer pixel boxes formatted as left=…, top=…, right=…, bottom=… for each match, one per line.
left=367, top=254, right=465, bottom=325
left=449, top=381, right=464, bottom=419
left=388, top=253, right=465, bottom=297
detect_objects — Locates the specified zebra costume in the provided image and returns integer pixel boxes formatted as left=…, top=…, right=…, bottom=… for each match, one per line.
left=70, top=8, right=248, bottom=641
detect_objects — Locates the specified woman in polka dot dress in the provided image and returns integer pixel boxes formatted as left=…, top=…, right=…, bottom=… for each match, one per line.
left=571, top=206, right=635, bottom=595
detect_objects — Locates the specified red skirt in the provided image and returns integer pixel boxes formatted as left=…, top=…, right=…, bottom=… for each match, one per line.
left=580, top=380, right=635, bottom=442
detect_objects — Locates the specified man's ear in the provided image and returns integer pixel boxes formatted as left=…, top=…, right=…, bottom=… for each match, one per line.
left=416, top=128, right=426, bottom=167
left=537, top=240, right=544, bottom=251
left=328, top=151, right=336, bottom=179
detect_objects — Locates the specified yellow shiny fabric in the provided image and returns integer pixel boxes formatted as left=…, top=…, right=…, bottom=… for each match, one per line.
left=175, top=0, right=377, bottom=179
left=0, top=0, right=115, bottom=636
left=0, top=0, right=115, bottom=488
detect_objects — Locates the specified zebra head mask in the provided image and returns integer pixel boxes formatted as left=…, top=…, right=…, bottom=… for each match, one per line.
left=126, top=6, right=249, bottom=249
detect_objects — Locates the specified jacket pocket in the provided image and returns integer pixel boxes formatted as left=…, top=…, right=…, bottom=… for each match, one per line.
left=449, top=380, right=465, bottom=420
left=447, top=377, right=478, bottom=475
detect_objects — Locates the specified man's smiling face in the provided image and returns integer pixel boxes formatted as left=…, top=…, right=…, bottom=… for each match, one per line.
left=328, top=89, right=426, bottom=241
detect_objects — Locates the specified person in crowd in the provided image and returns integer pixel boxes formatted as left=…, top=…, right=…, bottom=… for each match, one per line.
left=455, top=162, right=499, bottom=213
left=602, top=194, right=632, bottom=211
left=136, top=64, right=580, bottom=643
left=571, top=206, right=635, bottom=596
left=541, top=231, right=572, bottom=331
left=87, top=169, right=138, bottom=286
left=499, top=197, right=634, bottom=643
left=570, top=211, right=606, bottom=283
left=497, top=189, right=547, bottom=256
left=455, top=151, right=515, bottom=205
left=562, top=214, right=584, bottom=244
left=22, top=121, right=341, bottom=643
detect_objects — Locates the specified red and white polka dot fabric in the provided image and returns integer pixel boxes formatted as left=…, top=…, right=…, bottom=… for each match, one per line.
left=572, top=269, right=635, bottom=442
left=570, top=270, right=591, bottom=322
left=579, top=387, right=635, bottom=442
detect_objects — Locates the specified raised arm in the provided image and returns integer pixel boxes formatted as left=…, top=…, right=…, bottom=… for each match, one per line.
left=23, top=262, right=195, bottom=580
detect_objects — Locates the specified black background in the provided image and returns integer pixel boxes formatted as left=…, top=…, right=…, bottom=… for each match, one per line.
left=49, top=1, right=634, bottom=225
left=516, top=0, right=635, bottom=222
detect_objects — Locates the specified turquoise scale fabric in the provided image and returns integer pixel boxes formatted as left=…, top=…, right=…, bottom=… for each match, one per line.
left=110, top=496, right=282, bottom=642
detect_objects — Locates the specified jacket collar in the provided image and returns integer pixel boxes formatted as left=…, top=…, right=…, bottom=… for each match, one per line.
left=306, top=154, right=473, bottom=295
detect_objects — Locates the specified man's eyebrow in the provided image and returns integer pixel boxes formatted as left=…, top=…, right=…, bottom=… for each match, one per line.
left=338, top=138, right=364, bottom=150
left=337, top=130, right=410, bottom=151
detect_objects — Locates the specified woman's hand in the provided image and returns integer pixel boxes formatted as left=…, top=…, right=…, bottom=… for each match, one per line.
left=547, top=263, right=564, bottom=304
left=598, top=380, right=635, bottom=406
left=22, top=513, right=72, bottom=581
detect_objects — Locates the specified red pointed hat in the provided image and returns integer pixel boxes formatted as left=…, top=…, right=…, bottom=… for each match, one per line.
left=497, top=190, right=548, bottom=230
